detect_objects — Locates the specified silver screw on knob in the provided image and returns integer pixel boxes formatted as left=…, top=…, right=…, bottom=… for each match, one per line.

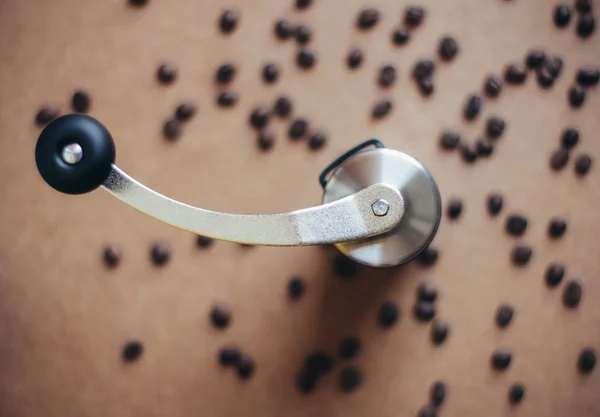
left=61, top=143, right=83, bottom=165
left=371, top=199, right=389, bottom=216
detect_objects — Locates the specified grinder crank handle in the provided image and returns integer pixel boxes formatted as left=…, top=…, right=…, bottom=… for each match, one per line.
left=34, top=114, right=405, bottom=246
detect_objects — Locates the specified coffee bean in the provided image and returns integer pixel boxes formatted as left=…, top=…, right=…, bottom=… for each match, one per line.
left=71, top=90, right=91, bottom=113
left=288, top=118, right=309, bottom=140
left=414, top=301, right=436, bottom=322
left=537, top=68, right=555, bottom=88
left=236, top=355, right=255, bottom=380
left=508, top=383, right=526, bottom=404
left=295, top=25, right=311, bottom=45
left=150, top=241, right=170, bottom=265
left=430, top=380, right=447, bottom=406
left=525, top=49, right=546, bottom=69
left=392, top=27, right=411, bottom=45
left=378, top=65, right=397, bottom=87
left=550, top=148, right=570, bottom=171
left=219, top=345, right=241, bottom=366
left=417, top=404, right=437, bottom=417
left=574, top=153, right=593, bottom=176
left=417, top=282, right=438, bottom=302
left=35, top=106, right=60, bottom=126
left=554, top=4, right=572, bottom=27
left=288, top=276, right=306, bottom=300
left=372, top=99, right=393, bottom=119
left=417, top=246, right=439, bottom=266
left=506, top=214, right=528, bottom=237
left=476, top=140, right=494, bottom=157
left=296, top=369, right=318, bottom=394
left=308, top=131, right=327, bottom=150
left=413, top=59, right=435, bottom=79
left=561, top=128, right=579, bottom=149
left=274, top=19, right=295, bottom=40
left=505, top=63, right=528, bottom=85
left=405, top=6, right=426, bottom=27
left=339, top=365, right=362, bottom=392
left=347, top=47, right=364, bottom=69
left=511, top=244, right=533, bottom=266
left=304, top=352, right=334, bottom=374
left=575, top=0, right=593, bottom=13
left=175, top=102, right=197, bottom=122
left=563, top=280, right=583, bottom=308
left=216, top=63, right=236, bottom=84
left=487, top=193, right=504, bottom=216
left=545, top=263, right=565, bottom=287
left=357, top=8, right=380, bottom=29
left=496, top=304, right=514, bottom=328
left=439, top=131, right=461, bottom=150
left=460, top=144, right=478, bottom=163
left=257, top=128, right=275, bottom=151
left=122, top=341, right=144, bottom=362
left=333, top=255, right=357, bottom=279
left=463, top=94, right=483, bottom=121
left=578, top=348, right=596, bottom=374
left=438, top=36, right=459, bottom=61
left=548, top=217, right=567, bottom=238
left=431, top=320, right=450, bottom=345
left=491, top=349, right=513, bottom=370
left=417, top=77, right=435, bottom=96
left=338, top=337, right=361, bottom=360
left=249, top=107, right=271, bottom=129
left=273, top=96, right=293, bottom=118
left=446, top=198, right=463, bottom=219
left=576, top=67, right=600, bottom=86
left=484, top=75, right=503, bottom=98
left=163, top=119, right=182, bottom=141
left=196, top=235, right=214, bottom=248
left=576, top=13, right=596, bottom=38
left=378, top=301, right=399, bottom=327
left=295, top=0, right=312, bottom=10
left=544, top=55, right=563, bottom=78
left=157, top=62, right=177, bottom=84
left=219, top=9, right=239, bottom=33
left=486, top=116, right=506, bottom=139
left=217, top=90, right=239, bottom=107
left=296, top=48, right=317, bottom=69
left=262, top=63, right=280, bottom=84
left=103, top=244, right=121, bottom=268
left=128, top=0, right=149, bottom=6
left=569, top=84, right=586, bottom=108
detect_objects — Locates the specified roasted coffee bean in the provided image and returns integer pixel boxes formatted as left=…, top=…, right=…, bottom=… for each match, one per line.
left=210, top=304, right=232, bottom=328
left=554, top=4, right=572, bottom=27
left=163, top=119, right=182, bottom=140
left=574, top=153, right=593, bottom=176
left=103, top=244, right=121, bottom=268
left=548, top=217, right=567, bottom=238
left=417, top=282, right=438, bottom=302
left=372, top=99, right=393, bottom=119
left=295, top=0, right=312, bottom=10
left=561, top=128, right=579, bottom=149
left=122, top=341, right=144, bottom=362
left=417, top=246, right=439, bottom=266
left=175, top=102, right=197, bottom=122
left=338, top=337, right=361, bottom=360
left=150, top=241, right=170, bottom=265
left=491, top=349, right=513, bottom=370
left=35, top=106, right=60, bottom=126
left=431, top=320, right=450, bottom=345
left=263, top=63, right=280, bottom=84
left=333, top=256, right=357, bottom=279
left=129, top=0, right=149, bottom=6
left=577, top=67, right=600, bottom=86
left=308, top=131, right=327, bottom=150
left=216, top=63, right=236, bottom=84
left=525, top=49, right=546, bottom=69
left=413, top=59, right=435, bottom=79
left=273, top=96, right=293, bottom=118
left=486, top=116, right=506, bottom=139
left=511, top=244, right=533, bottom=266
left=295, top=25, right=311, bottom=45
left=219, top=345, right=241, bottom=366
left=274, top=19, right=295, bottom=40
left=545, top=263, right=565, bottom=287
left=304, top=352, right=334, bottom=374
left=487, top=193, right=504, bottom=216
left=417, top=77, right=435, bottom=96
left=430, top=380, right=447, bottom=406
left=446, top=198, right=463, bottom=219
left=463, top=94, right=483, bottom=120
left=550, top=148, right=570, bottom=171
left=476, top=140, right=494, bottom=157
left=219, top=9, right=239, bottom=33
left=417, top=404, right=437, bottom=417
left=297, top=48, right=317, bottom=69
left=236, top=355, right=255, bottom=379
left=296, top=369, right=318, bottom=394
left=544, top=55, right=563, bottom=78
left=339, top=365, right=362, bottom=392
left=196, top=235, right=214, bottom=248
left=537, top=68, right=555, bottom=88
left=71, top=90, right=91, bottom=113
left=414, top=301, right=436, bottom=322
left=405, top=6, right=426, bottom=27
left=576, top=13, right=596, bottom=38
left=438, top=36, right=459, bottom=61
left=288, top=118, right=309, bottom=140
left=505, top=64, right=527, bottom=84
left=217, top=90, right=239, bottom=107
left=288, top=276, right=306, bottom=300
left=378, top=301, right=399, bottom=327
left=357, top=8, right=380, bottom=29
left=157, top=62, right=177, bottom=84
left=257, top=128, right=275, bottom=151
left=506, top=214, right=528, bottom=237
left=461, top=144, right=478, bottom=163
left=569, top=84, right=586, bottom=108
left=484, top=75, right=503, bottom=98
left=392, top=27, right=411, bottom=45
left=575, top=0, right=593, bottom=13
left=347, top=48, right=364, bottom=69
left=563, top=280, right=583, bottom=308
left=439, top=130, right=461, bottom=150
left=249, top=107, right=271, bottom=129
left=496, top=304, right=514, bottom=328
left=508, top=383, right=526, bottom=404
left=378, top=65, right=397, bottom=87
left=578, top=348, right=597, bottom=374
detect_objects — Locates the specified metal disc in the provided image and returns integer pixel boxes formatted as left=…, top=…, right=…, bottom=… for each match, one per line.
left=322, top=147, right=441, bottom=267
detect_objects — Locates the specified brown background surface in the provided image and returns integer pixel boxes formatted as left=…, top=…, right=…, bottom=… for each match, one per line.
left=1, top=0, right=599, bottom=416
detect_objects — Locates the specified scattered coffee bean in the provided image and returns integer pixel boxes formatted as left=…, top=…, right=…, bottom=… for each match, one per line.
left=338, top=337, right=361, bottom=360
left=357, top=8, right=380, bottom=29
left=162, top=119, right=182, bottom=141
left=431, top=320, right=450, bottom=345
left=548, top=217, right=567, bottom=238
left=430, top=380, right=447, bottom=406
left=157, top=62, right=177, bottom=84
left=392, top=27, right=411, bottom=45
left=417, top=404, right=437, bottom=417
left=460, top=144, right=478, bottom=163
left=295, top=25, right=311, bottom=45
left=439, top=130, right=461, bottom=150
left=249, top=107, right=271, bottom=129
left=236, top=354, right=255, bottom=380
left=544, top=55, right=563, bottom=78
left=476, top=140, right=494, bottom=157
left=491, top=349, right=513, bottom=370
left=414, top=301, right=436, bottom=322
left=217, top=90, right=239, bottom=107
left=484, top=75, right=503, bottom=98
left=504, top=63, right=527, bottom=84
left=347, top=47, right=364, bottom=69
left=417, top=245, right=439, bottom=266
left=487, top=193, right=504, bottom=216
left=563, top=280, right=583, bottom=308
left=333, top=255, right=357, bottom=279
left=339, top=365, right=362, bottom=392
left=175, top=102, right=197, bottom=122
left=128, top=0, right=149, bottom=6
left=295, top=0, right=312, bottom=10
left=508, top=383, right=526, bottom=405
left=550, top=148, right=570, bottom=171
left=372, top=99, right=393, bottom=119
left=417, top=77, right=435, bottom=96
left=438, top=36, right=459, bottom=61
left=578, top=347, right=597, bottom=374
left=569, top=84, right=586, bottom=108
left=304, top=352, right=334, bottom=374
left=103, top=244, right=121, bottom=268
left=296, top=368, right=318, bottom=394
left=219, top=9, right=239, bottom=34
left=413, top=59, right=435, bottom=80
left=378, top=65, right=397, bottom=87
left=463, top=94, right=483, bottom=121
left=216, top=63, right=236, bottom=84
left=537, top=68, right=555, bottom=88
left=378, top=301, right=399, bottom=327
left=308, top=131, right=327, bottom=150
left=35, top=106, right=60, bottom=126
left=273, top=96, right=293, bottom=118
left=496, top=304, right=514, bottom=328
left=561, top=128, right=579, bottom=149
left=576, top=13, right=596, bottom=38
left=262, top=63, right=280, bottom=84
left=219, top=345, right=241, bottom=366
left=150, top=241, right=170, bottom=265
left=122, top=341, right=144, bottom=362
left=506, top=214, right=528, bottom=237
left=71, top=90, right=91, bottom=113
left=288, top=276, right=306, bottom=300
left=574, top=153, right=593, bottom=176
left=405, top=6, right=426, bottom=27
left=486, top=116, right=506, bottom=139
left=296, top=48, right=317, bottom=69
left=554, top=4, right=572, bottom=27
left=274, top=19, right=295, bottom=40
left=257, top=128, right=275, bottom=151
left=545, top=263, right=565, bottom=287
left=288, top=118, right=309, bottom=140
left=511, top=244, right=533, bottom=266
left=196, top=235, right=214, bottom=248
left=575, top=0, right=593, bottom=13
left=210, top=304, right=232, bottom=328
left=525, top=49, right=546, bottom=70
left=576, top=67, right=600, bottom=86
left=417, top=282, right=438, bottom=302
left=446, top=198, right=463, bottom=219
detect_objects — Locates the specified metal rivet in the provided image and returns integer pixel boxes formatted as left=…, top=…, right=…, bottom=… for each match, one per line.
left=372, top=199, right=389, bottom=216
left=61, top=143, right=83, bottom=165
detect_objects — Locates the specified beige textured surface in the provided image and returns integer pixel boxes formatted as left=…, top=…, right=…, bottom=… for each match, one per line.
left=0, top=0, right=599, bottom=416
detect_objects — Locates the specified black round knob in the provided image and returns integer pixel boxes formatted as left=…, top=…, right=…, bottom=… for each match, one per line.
left=35, top=114, right=116, bottom=195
